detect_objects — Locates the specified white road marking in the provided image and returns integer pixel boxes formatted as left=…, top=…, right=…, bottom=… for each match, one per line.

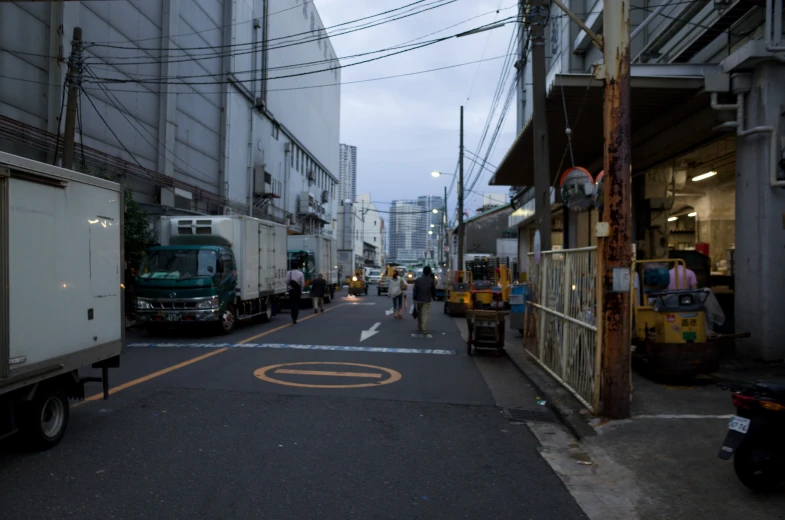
left=632, top=414, right=734, bottom=420
left=385, top=307, right=394, bottom=316
left=360, top=322, right=381, bottom=342
left=127, top=342, right=455, bottom=355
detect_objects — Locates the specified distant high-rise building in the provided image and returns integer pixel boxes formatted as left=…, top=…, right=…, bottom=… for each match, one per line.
left=338, top=144, right=357, bottom=202
left=387, top=196, right=444, bottom=263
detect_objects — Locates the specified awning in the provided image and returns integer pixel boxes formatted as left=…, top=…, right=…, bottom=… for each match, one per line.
left=490, top=65, right=716, bottom=187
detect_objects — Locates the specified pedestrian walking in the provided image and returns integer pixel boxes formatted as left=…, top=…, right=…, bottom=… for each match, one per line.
left=388, top=270, right=408, bottom=320
left=311, top=273, right=327, bottom=313
left=286, top=261, right=305, bottom=324
left=412, top=266, right=436, bottom=333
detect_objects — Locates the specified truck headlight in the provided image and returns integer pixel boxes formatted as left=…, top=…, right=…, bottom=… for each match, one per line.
left=196, top=296, right=220, bottom=309
left=135, top=299, right=153, bottom=310
left=352, top=276, right=358, bottom=282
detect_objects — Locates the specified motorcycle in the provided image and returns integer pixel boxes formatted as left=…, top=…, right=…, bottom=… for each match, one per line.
left=718, top=381, right=785, bottom=491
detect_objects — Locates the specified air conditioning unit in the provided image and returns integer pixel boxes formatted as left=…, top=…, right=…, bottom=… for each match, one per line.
left=321, top=190, right=329, bottom=203
left=253, top=165, right=272, bottom=196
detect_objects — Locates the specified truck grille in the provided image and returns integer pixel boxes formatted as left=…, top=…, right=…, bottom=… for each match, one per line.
left=150, top=300, right=200, bottom=310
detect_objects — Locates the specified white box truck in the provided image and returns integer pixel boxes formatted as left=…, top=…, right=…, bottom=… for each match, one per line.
left=0, top=152, right=124, bottom=450
left=286, top=235, right=339, bottom=302
left=134, top=216, right=287, bottom=334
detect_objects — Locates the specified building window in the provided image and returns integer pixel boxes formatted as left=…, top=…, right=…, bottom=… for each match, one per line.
left=271, top=124, right=279, bottom=140
left=374, top=237, right=376, bottom=242
left=290, top=146, right=294, bottom=168
left=373, top=221, right=376, bottom=226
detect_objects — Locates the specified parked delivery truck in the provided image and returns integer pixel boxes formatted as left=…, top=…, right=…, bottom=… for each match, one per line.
left=0, top=152, right=124, bottom=450
left=287, top=235, right=338, bottom=302
left=134, top=216, right=287, bottom=335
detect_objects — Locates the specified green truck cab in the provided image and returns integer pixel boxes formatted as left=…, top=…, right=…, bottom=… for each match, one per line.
left=135, top=246, right=238, bottom=335
left=133, top=215, right=288, bottom=336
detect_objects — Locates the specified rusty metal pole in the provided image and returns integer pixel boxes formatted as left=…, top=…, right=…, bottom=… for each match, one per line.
left=600, top=0, right=632, bottom=419
left=531, top=0, right=552, bottom=251
left=62, top=27, right=83, bottom=170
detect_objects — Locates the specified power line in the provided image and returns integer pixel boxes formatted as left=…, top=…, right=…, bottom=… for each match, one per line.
left=84, top=1, right=319, bottom=45
left=0, top=53, right=513, bottom=96
left=87, top=0, right=454, bottom=55
left=464, top=0, right=506, bottom=102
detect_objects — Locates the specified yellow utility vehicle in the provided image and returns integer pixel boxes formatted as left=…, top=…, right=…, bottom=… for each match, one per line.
left=444, top=270, right=472, bottom=316
left=348, top=268, right=368, bottom=296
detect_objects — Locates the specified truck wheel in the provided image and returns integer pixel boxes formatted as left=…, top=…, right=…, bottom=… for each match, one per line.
left=259, top=297, right=273, bottom=323
left=18, top=387, right=70, bottom=451
left=217, top=304, right=237, bottom=335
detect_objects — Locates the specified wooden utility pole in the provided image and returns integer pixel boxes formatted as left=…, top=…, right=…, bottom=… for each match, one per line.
left=441, top=185, right=447, bottom=266
left=599, top=0, right=632, bottom=419
left=457, top=106, right=464, bottom=272
left=62, top=27, right=83, bottom=170
left=531, top=0, right=552, bottom=250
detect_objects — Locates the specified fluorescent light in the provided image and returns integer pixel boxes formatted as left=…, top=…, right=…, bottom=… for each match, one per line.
left=667, top=216, right=678, bottom=222
left=692, top=171, right=717, bottom=182
left=687, top=212, right=697, bottom=217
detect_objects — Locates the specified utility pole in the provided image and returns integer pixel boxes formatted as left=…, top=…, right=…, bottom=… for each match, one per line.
left=458, top=106, right=464, bottom=272
left=531, top=1, right=552, bottom=251
left=62, top=27, right=83, bottom=171
left=599, top=0, right=632, bottom=419
left=442, top=185, right=447, bottom=266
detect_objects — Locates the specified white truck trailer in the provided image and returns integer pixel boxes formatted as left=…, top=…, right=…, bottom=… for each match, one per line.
left=135, top=216, right=288, bottom=333
left=0, top=152, right=124, bottom=449
left=286, top=235, right=338, bottom=302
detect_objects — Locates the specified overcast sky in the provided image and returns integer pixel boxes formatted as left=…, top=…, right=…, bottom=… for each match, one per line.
left=315, top=0, right=518, bottom=219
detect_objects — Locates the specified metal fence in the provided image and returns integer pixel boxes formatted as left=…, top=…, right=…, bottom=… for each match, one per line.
left=526, top=247, right=601, bottom=413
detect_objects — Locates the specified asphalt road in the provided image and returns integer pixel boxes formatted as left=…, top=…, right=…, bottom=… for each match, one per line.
left=0, top=288, right=587, bottom=520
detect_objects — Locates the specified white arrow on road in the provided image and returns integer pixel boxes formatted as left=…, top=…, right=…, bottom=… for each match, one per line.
left=385, top=307, right=394, bottom=316
left=360, top=322, right=381, bottom=342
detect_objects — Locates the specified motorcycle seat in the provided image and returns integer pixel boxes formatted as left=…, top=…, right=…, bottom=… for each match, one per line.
left=754, top=382, right=785, bottom=399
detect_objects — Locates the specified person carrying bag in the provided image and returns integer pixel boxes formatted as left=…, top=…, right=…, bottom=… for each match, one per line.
left=388, top=271, right=407, bottom=320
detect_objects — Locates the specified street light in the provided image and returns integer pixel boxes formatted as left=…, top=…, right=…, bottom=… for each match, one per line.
left=428, top=230, right=434, bottom=235
left=432, top=208, right=438, bottom=214
left=430, top=224, right=435, bottom=228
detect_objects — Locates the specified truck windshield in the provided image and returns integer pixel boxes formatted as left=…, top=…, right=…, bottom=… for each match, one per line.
left=288, top=251, right=316, bottom=282
left=139, top=249, right=218, bottom=279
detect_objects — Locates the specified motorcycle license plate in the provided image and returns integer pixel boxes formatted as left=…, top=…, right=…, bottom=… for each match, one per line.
left=728, top=416, right=750, bottom=434
left=165, top=314, right=181, bottom=322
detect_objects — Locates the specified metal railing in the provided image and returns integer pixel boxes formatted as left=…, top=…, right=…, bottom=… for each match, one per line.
left=526, top=247, right=601, bottom=413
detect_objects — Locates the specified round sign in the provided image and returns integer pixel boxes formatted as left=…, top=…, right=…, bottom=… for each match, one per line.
left=594, top=170, right=605, bottom=215
left=533, top=230, right=541, bottom=265
left=559, top=167, right=595, bottom=212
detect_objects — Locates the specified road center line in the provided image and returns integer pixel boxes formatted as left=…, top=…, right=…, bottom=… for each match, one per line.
left=77, top=303, right=360, bottom=405
left=274, top=369, right=383, bottom=378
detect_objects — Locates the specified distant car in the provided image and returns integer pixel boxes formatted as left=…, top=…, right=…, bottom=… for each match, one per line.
left=367, top=269, right=382, bottom=285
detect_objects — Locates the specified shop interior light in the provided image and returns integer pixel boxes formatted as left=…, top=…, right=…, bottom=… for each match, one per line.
left=692, top=171, right=717, bottom=182
left=687, top=212, right=697, bottom=217
left=667, top=216, right=679, bottom=222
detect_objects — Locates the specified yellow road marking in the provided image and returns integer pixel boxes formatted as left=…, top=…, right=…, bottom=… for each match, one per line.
left=254, top=361, right=402, bottom=389
left=76, top=302, right=357, bottom=406
left=274, top=368, right=383, bottom=379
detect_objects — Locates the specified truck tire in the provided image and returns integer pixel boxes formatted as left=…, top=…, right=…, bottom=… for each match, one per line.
left=216, top=304, right=237, bottom=335
left=18, top=387, right=70, bottom=451
left=259, top=297, right=273, bottom=323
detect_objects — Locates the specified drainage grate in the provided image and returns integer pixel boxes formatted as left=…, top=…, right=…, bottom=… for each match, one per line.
left=503, top=408, right=554, bottom=422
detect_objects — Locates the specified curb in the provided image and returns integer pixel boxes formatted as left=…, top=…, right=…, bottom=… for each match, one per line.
left=504, top=340, right=597, bottom=439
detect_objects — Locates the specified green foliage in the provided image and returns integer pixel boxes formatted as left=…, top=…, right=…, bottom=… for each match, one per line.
left=124, top=187, right=156, bottom=268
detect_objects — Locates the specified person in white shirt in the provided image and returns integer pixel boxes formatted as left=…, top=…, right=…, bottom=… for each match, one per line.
left=286, top=262, right=305, bottom=324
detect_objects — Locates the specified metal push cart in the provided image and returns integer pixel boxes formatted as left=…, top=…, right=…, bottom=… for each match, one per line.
left=466, top=289, right=507, bottom=356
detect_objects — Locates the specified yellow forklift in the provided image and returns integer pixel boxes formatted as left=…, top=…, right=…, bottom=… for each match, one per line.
left=348, top=268, right=368, bottom=296
left=444, top=270, right=472, bottom=316
left=630, top=258, right=743, bottom=377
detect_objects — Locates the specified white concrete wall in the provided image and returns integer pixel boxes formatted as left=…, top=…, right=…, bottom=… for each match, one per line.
left=0, top=0, right=340, bottom=223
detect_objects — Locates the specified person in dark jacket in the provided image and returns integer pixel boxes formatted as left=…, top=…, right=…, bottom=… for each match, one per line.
left=412, top=266, right=436, bottom=333
left=311, top=273, right=327, bottom=313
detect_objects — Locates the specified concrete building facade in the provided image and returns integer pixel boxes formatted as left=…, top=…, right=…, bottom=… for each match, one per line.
left=0, top=0, right=340, bottom=236
left=492, top=1, right=785, bottom=360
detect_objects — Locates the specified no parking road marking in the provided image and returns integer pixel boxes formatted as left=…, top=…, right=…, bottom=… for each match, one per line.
left=254, top=361, right=402, bottom=389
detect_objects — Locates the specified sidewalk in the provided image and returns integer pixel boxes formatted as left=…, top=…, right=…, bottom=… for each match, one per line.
left=502, top=321, right=785, bottom=520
